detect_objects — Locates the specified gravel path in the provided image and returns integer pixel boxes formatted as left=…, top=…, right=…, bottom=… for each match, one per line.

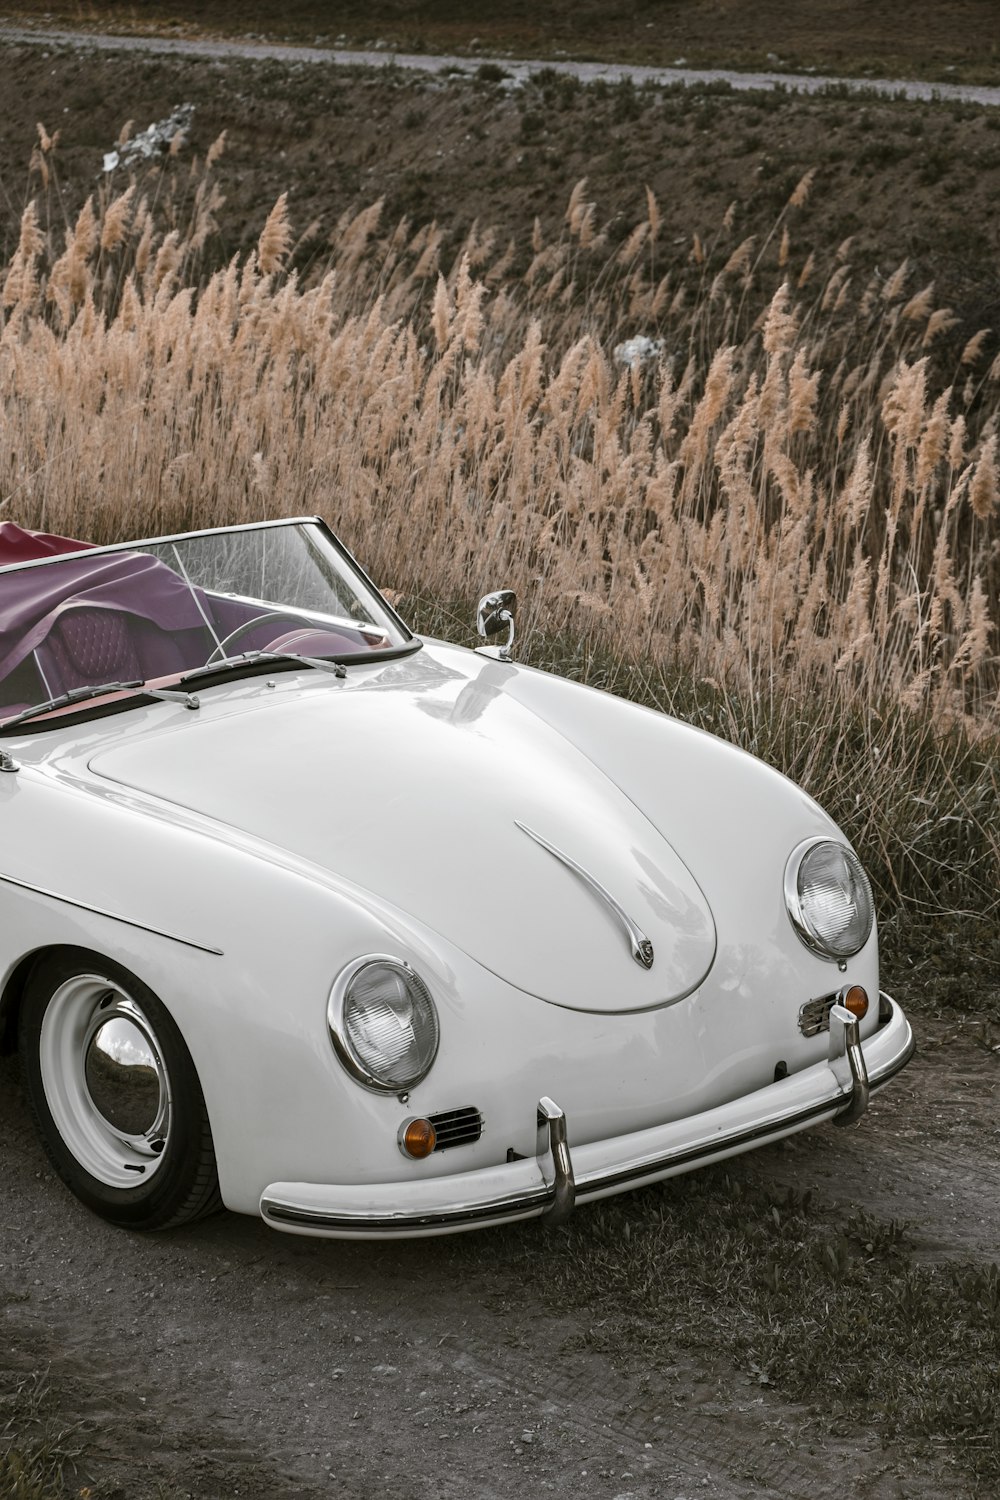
left=3, top=22, right=1000, bottom=109
left=1, top=1019, right=994, bottom=1498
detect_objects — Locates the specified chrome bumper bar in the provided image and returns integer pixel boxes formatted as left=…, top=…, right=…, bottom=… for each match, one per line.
left=260, top=993, right=913, bottom=1239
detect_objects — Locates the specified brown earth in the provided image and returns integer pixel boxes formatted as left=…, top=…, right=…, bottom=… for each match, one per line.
left=1, top=1018, right=998, bottom=1500
left=2, top=30, right=1000, bottom=348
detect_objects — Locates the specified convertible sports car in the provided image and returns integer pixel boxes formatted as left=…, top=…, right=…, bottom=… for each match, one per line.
left=0, top=516, right=913, bottom=1238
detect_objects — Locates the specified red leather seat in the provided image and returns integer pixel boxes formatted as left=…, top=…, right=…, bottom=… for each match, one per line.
left=33, top=608, right=189, bottom=697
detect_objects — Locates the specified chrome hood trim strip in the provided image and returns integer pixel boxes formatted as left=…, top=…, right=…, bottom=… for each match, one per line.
left=515, top=821, right=655, bottom=969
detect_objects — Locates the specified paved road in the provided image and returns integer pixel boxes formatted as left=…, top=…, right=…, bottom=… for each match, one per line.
left=3, top=21, right=1000, bottom=108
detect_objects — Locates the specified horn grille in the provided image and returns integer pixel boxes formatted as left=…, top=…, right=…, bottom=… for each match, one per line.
left=428, top=1106, right=483, bottom=1151
left=798, top=993, right=838, bottom=1037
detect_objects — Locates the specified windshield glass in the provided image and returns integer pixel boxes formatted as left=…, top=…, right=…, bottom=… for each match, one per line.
left=0, top=519, right=412, bottom=726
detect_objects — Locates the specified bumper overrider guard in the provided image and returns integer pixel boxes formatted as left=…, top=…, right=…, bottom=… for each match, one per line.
left=260, top=995, right=914, bottom=1239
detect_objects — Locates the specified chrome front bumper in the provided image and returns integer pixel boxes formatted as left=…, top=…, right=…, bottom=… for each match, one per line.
left=260, top=993, right=914, bottom=1240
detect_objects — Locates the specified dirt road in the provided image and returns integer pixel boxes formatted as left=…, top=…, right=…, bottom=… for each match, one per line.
left=2, top=1017, right=995, bottom=1499
left=3, top=23, right=1000, bottom=108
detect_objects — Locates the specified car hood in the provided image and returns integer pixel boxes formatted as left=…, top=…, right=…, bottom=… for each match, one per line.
left=87, top=656, right=716, bottom=1013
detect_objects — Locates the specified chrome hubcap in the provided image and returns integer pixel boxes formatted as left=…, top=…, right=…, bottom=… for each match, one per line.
left=39, top=976, right=172, bottom=1188
left=84, top=1006, right=167, bottom=1139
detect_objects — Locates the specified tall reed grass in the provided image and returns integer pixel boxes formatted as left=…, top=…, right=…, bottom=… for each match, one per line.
left=2, top=134, right=998, bottom=949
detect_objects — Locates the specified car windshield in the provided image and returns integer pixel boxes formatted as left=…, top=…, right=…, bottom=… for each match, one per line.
left=0, top=518, right=414, bottom=728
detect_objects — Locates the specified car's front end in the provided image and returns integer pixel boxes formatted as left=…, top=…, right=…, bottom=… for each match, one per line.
left=0, top=519, right=913, bottom=1238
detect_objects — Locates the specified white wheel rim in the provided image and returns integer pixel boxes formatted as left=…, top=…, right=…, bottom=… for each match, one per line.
left=38, top=974, right=172, bottom=1189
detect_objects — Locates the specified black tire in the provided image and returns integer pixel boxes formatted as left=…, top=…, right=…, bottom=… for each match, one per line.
left=18, top=950, right=221, bottom=1231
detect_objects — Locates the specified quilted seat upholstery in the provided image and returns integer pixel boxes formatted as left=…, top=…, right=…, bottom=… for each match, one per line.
left=34, top=608, right=151, bottom=696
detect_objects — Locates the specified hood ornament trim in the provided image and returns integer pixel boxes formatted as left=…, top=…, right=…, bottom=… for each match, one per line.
left=516, top=821, right=655, bottom=970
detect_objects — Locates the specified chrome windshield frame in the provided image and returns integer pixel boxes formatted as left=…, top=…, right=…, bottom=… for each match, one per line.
left=1, top=516, right=327, bottom=574
left=0, top=516, right=416, bottom=648
left=0, top=517, right=422, bottom=737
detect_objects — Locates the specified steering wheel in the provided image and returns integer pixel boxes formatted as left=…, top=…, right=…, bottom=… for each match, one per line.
left=203, top=612, right=317, bottom=667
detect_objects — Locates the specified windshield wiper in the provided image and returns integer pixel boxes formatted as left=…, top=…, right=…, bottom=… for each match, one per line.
left=0, top=680, right=200, bottom=731
left=179, top=650, right=347, bottom=687
left=1, top=651, right=347, bottom=731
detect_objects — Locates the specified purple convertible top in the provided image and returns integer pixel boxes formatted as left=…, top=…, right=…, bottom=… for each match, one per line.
left=0, top=522, right=94, bottom=566
left=0, top=523, right=209, bottom=683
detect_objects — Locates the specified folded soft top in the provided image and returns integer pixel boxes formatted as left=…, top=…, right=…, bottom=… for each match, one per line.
left=0, top=524, right=208, bottom=684
left=0, top=521, right=93, bottom=567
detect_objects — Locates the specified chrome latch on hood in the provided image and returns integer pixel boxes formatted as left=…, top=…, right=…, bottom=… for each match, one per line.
left=517, top=822, right=655, bottom=970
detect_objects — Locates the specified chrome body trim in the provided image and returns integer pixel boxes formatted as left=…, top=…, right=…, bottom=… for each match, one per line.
left=263, top=1177, right=554, bottom=1234
left=0, top=872, right=224, bottom=956
left=260, top=994, right=913, bottom=1238
left=516, top=821, right=655, bottom=970
left=0, top=515, right=323, bottom=575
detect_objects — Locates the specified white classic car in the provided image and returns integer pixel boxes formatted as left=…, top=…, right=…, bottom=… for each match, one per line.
left=0, top=517, right=913, bottom=1238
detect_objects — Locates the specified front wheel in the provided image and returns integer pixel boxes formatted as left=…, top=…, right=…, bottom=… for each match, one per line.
left=19, top=952, right=221, bottom=1230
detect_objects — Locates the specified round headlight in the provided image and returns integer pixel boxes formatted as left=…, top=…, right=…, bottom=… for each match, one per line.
left=328, top=956, right=440, bottom=1093
left=784, top=839, right=874, bottom=960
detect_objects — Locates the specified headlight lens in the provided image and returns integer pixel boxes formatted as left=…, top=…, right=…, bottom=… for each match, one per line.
left=785, top=839, right=874, bottom=960
left=328, top=957, right=440, bottom=1093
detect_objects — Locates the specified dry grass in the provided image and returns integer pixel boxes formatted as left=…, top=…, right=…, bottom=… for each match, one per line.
left=0, top=1367, right=83, bottom=1499
left=2, top=139, right=999, bottom=933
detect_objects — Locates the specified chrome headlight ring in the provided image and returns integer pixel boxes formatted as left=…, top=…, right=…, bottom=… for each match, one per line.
left=784, top=837, right=875, bottom=961
left=328, top=955, right=440, bottom=1095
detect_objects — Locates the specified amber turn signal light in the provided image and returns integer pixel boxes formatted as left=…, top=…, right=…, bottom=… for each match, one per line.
left=399, top=1117, right=437, bottom=1159
left=841, top=984, right=869, bottom=1020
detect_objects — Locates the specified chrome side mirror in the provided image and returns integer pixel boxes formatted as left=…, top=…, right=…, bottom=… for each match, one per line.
left=476, top=589, right=516, bottom=661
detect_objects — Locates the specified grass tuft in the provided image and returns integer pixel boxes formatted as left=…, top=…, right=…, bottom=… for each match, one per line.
left=0, top=1369, right=83, bottom=1499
